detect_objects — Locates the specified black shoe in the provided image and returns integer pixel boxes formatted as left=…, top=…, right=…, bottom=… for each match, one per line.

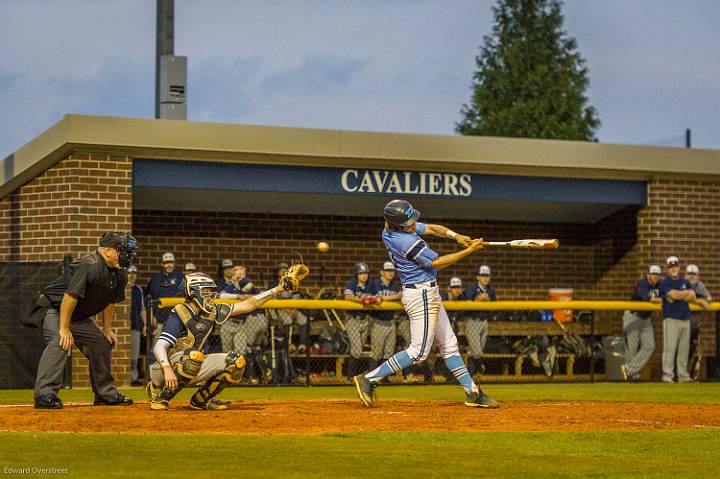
left=34, top=394, right=63, bottom=409
left=94, top=393, right=133, bottom=406
left=465, top=389, right=499, bottom=409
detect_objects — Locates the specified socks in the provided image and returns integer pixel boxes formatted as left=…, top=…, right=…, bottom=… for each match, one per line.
left=444, top=355, right=479, bottom=394
left=365, top=351, right=413, bottom=383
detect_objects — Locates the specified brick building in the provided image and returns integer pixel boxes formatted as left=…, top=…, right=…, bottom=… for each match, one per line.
left=1, top=114, right=719, bottom=386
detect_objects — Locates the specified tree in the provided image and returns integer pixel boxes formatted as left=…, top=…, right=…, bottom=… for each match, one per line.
left=457, top=0, right=600, bottom=141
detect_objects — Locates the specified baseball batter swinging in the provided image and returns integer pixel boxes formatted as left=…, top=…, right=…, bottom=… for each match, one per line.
left=147, top=272, right=291, bottom=410
left=353, top=200, right=498, bottom=408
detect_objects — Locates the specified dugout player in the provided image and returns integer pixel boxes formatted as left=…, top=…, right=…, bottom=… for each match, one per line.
left=33, top=232, right=138, bottom=409
left=147, top=272, right=291, bottom=410
left=370, top=262, right=402, bottom=373
left=464, top=266, right=496, bottom=377
left=686, top=264, right=713, bottom=379
left=353, top=200, right=498, bottom=408
left=128, top=265, right=148, bottom=386
left=216, top=258, right=234, bottom=291
left=146, top=252, right=184, bottom=332
left=659, top=256, right=696, bottom=383
left=620, top=264, right=662, bottom=381
left=219, top=266, right=267, bottom=361
left=344, top=263, right=378, bottom=379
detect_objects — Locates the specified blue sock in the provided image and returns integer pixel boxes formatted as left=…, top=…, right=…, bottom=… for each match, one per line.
left=365, top=351, right=413, bottom=383
left=444, top=355, right=478, bottom=394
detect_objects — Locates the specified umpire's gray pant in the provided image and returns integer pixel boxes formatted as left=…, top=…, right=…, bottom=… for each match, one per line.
left=34, top=308, right=119, bottom=400
left=623, top=311, right=655, bottom=377
left=663, top=317, right=691, bottom=382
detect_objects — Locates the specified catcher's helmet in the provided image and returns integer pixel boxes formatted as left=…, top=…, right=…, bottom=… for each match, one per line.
left=354, top=262, right=370, bottom=275
left=184, top=272, right=217, bottom=314
left=384, top=199, right=420, bottom=230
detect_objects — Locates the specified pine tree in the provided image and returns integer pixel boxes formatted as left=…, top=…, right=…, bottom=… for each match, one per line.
left=457, top=0, right=600, bottom=141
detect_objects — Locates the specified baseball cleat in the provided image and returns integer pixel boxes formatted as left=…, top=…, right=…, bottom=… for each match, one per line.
left=145, top=381, right=158, bottom=400
left=464, top=390, right=499, bottom=409
left=150, top=399, right=169, bottom=410
left=189, top=398, right=232, bottom=411
left=353, top=374, right=376, bottom=408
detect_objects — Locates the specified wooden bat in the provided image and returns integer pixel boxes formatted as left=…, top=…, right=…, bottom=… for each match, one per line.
left=482, top=239, right=559, bottom=249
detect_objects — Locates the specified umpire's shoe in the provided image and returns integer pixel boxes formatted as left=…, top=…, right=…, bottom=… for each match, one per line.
left=353, top=374, right=376, bottom=408
left=34, top=394, right=63, bottom=409
left=464, top=389, right=499, bottom=409
left=93, top=393, right=133, bottom=406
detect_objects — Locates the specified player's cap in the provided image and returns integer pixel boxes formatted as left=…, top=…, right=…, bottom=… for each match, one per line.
left=648, top=265, right=662, bottom=275
left=449, top=277, right=463, bottom=288
left=277, top=262, right=289, bottom=270
left=666, top=256, right=680, bottom=267
left=126, top=265, right=138, bottom=273
left=686, top=264, right=700, bottom=275
left=382, top=261, right=395, bottom=271
left=161, top=252, right=175, bottom=263
left=185, top=262, right=197, bottom=272
left=221, top=259, right=234, bottom=268
left=478, top=265, right=491, bottom=276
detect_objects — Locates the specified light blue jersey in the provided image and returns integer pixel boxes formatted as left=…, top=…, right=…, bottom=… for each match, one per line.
left=381, top=222, right=438, bottom=286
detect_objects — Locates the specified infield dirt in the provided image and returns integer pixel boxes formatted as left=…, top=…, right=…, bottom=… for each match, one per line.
left=2, top=399, right=719, bottom=434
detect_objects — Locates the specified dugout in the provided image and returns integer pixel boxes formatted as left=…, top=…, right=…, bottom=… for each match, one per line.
left=2, top=114, right=719, bottom=387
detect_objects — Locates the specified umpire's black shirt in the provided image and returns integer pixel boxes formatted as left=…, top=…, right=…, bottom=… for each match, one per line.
left=42, top=251, right=128, bottom=321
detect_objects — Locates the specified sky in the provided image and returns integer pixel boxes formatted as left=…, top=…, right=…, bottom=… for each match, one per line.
left=1, top=0, right=719, bottom=157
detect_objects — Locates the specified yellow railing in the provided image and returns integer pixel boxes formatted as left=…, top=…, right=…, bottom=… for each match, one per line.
left=156, top=297, right=720, bottom=312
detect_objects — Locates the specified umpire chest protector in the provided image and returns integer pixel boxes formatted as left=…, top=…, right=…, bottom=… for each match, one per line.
left=168, top=302, right=232, bottom=356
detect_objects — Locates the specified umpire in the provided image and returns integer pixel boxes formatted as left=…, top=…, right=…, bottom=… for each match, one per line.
left=31, top=232, right=138, bottom=409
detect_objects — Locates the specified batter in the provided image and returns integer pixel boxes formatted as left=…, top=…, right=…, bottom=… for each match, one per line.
left=353, top=199, right=498, bottom=408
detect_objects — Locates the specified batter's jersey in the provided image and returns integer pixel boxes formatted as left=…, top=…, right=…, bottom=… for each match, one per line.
left=381, top=222, right=438, bottom=286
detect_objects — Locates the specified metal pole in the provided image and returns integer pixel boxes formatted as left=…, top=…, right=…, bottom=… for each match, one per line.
left=686, top=128, right=691, bottom=148
left=145, top=295, right=154, bottom=384
left=155, top=0, right=174, bottom=119
left=590, top=315, right=595, bottom=383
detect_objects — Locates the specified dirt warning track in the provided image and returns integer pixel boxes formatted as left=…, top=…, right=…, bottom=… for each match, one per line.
left=2, top=400, right=719, bottom=435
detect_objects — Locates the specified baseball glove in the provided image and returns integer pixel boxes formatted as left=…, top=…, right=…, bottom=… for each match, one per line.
left=280, top=263, right=310, bottom=292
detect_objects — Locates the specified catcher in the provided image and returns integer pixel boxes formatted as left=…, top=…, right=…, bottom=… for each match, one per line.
left=147, top=265, right=308, bottom=411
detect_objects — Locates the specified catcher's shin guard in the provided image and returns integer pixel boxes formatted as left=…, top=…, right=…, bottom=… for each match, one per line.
left=151, top=350, right=206, bottom=410
left=190, top=351, right=246, bottom=410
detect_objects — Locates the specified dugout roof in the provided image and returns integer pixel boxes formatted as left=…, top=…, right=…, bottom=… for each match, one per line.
left=3, top=115, right=720, bottom=223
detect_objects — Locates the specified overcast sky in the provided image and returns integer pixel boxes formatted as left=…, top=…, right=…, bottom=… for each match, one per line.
left=1, top=0, right=719, bottom=157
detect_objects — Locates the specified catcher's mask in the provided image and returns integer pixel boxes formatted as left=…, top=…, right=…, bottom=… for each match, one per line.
left=99, top=232, right=139, bottom=269
left=184, top=273, right=217, bottom=314
left=384, top=199, right=420, bottom=231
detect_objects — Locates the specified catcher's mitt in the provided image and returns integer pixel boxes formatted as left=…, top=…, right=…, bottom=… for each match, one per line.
left=280, top=263, right=310, bottom=292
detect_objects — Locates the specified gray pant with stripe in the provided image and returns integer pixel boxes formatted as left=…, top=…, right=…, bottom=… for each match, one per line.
left=662, top=317, right=691, bottom=382
left=623, top=311, right=655, bottom=377
left=346, top=315, right=371, bottom=358
left=370, top=320, right=396, bottom=361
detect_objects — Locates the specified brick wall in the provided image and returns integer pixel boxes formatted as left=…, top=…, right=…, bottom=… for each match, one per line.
left=0, top=152, right=133, bottom=388
left=132, top=206, right=640, bottom=314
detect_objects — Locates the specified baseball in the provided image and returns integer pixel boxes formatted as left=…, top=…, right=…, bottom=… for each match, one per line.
left=316, top=241, right=330, bottom=253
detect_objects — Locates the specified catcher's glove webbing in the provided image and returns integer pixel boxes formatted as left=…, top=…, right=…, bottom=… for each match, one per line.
left=281, top=264, right=309, bottom=292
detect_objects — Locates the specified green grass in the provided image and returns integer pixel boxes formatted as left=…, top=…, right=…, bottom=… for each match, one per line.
left=2, top=431, right=719, bottom=479
left=2, top=382, right=720, bottom=405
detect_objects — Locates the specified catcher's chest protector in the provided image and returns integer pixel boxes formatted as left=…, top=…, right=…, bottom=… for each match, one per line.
left=169, top=303, right=217, bottom=356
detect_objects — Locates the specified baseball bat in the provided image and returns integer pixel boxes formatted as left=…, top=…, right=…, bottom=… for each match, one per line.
left=482, top=239, right=559, bottom=250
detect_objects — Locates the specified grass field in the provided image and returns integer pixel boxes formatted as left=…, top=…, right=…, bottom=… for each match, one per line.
left=2, top=383, right=720, bottom=478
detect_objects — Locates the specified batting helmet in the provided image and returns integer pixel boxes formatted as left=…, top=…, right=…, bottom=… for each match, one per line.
left=354, top=263, right=370, bottom=276
left=384, top=199, right=420, bottom=230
